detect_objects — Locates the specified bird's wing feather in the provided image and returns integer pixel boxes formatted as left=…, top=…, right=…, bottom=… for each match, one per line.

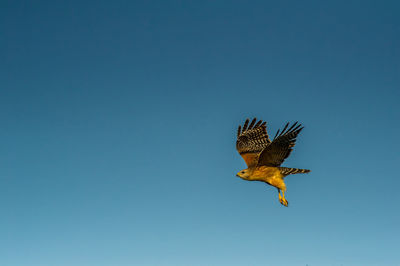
left=257, top=122, right=303, bottom=167
left=236, top=118, right=271, bottom=167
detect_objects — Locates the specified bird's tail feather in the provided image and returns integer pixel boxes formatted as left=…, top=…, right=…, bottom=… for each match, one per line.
left=279, top=167, right=311, bottom=175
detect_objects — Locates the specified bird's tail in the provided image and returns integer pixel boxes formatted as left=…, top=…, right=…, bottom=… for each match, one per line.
left=279, top=167, right=311, bottom=176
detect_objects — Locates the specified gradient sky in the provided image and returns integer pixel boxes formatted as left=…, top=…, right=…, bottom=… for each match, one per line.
left=1, top=1, right=399, bottom=265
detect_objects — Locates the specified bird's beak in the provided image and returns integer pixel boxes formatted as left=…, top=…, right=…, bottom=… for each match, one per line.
left=236, top=174, right=239, bottom=177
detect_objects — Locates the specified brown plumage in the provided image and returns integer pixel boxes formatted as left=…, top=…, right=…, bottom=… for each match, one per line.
left=236, top=118, right=310, bottom=207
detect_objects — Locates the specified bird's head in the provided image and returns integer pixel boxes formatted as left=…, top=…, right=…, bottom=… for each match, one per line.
left=236, top=169, right=251, bottom=180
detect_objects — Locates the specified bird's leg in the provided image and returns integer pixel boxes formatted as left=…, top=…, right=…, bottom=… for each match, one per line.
left=280, top=190, right=289, bottom=207
left=277, top=188, right=282, bottom=203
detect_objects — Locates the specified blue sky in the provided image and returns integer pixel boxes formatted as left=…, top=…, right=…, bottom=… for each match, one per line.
left=1, top=0, right=399, bottom=265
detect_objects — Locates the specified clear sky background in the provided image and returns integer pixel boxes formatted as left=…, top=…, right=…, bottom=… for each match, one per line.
left=1, top=1, right=399, bottom=266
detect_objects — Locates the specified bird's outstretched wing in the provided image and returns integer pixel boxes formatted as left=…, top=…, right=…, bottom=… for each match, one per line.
left=257, top=122, right=303, bottom=167
left=236, top=118, right=271, bottom=167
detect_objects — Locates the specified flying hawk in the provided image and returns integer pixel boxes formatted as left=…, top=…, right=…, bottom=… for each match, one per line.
left=236, top=118, right=310, bottom=207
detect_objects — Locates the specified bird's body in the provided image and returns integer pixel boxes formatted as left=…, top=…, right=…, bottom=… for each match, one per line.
left=240, top=166, right=284, bottom=186
left=235, top=118, right=310, bottom=207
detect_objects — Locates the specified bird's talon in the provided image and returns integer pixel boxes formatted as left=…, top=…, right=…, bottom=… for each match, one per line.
left=279, top=198, right=289, bottom=207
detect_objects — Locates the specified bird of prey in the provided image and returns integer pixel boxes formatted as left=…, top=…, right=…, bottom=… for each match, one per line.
left=236, top=118, right=310, bottom=207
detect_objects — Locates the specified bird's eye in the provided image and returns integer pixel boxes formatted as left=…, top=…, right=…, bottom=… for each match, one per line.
left=241, top=171, right=245, bottom=174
